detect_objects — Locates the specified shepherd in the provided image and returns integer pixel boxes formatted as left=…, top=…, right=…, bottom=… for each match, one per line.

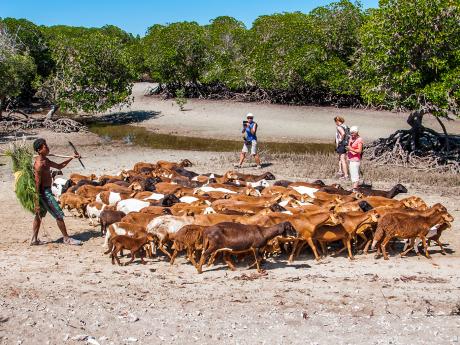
left=31, top=138, right=82, bottom=246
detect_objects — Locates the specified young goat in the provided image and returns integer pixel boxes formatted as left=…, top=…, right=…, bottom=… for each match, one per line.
left=108, top=233, right=155, bottom=266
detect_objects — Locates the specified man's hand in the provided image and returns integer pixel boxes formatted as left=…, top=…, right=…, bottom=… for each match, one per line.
left=34, top=203, right=41, bottom=215
left=73, top=153, right=81, bottom=159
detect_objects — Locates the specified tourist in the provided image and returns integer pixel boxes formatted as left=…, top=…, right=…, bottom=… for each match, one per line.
left=347, top=126, right=363, bottom=190
left=235, top=113, right=262, bottom=169
left=334, top=116, right=349, bottom=179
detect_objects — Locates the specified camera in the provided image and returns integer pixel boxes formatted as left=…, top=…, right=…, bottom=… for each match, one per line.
left=243, top=120, right=248, bottom=126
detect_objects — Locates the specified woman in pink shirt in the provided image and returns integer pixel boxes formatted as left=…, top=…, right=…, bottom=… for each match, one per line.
left=347, top=126, right=363, bottom=190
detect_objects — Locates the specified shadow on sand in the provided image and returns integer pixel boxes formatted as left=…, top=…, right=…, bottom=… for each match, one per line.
left=80, top=110, right=162, bottom=125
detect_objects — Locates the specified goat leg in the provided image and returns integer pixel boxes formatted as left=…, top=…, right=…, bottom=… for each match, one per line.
left=381, top=238, right=390, bottom=260
left=223, top=252, right=237, bottom=271
left=158, top=243, right=172, bottom=259
left=306, top=237, right=321, bottom=261
left=170, top=248, right=179, bottom=265
left=435, top=239, right=446, bottom=255
left=251, top=247, right=263, bottom=273
left=345, top=238, right=354, bottom=260
left=139, top=249, right=147, bottom=265
left=400, top=238, right=415, bottom=257
left=294, top=241, right=307, bottom=259
left=319, top=241, right=328, bottom=257
left=188, top=248, right=199, bottom=267
left=420, top=236, right=431, bottom=259
left=288, top=239, right=300, bottom=263
left=113, top=247, right=122, bottom=265
left=196, top=246, right=211, bottom=274
left=124, top=249, right=136, bottom=266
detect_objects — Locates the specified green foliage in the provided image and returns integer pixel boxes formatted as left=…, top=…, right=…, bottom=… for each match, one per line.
left=36, top=31, right=136, bottom=113
left=2, top=0, right=459, bottom=115
left=0, top=23, right=37, bottom=106
left=356, top=0, right=460, bottom=116
left=1, top=18, right=53, bottom=77
left=246, top=8, right=359, bottom=96
left=311, top=0, right=364, bottom=62
left=143, top=22, right=207, bottom=85
left=175, top=87, right=187, bottom=110
left=5, top=143, right=36, bottom=214
left=203, top=16, right=248, bottom=89
left=0, top=53, right=36, bottom=104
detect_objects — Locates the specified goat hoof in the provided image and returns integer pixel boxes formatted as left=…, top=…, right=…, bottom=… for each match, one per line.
left=426, top=255, right=432, bottom=259
left=383, top=257, right=389, bottom=260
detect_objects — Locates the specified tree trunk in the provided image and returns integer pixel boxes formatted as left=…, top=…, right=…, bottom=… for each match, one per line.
left=406, top=109, right=428, bottom=152
left=0, top=98, right=3, bottom=120
left=46, top=104, right=58, bottom=120
left=435, top=117, right=450, bottom=152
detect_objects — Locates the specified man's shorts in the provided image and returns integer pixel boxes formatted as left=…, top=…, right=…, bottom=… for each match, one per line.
left=39, top=188, right=65, bottom=220
left=242, top=140, right=257, bottom=155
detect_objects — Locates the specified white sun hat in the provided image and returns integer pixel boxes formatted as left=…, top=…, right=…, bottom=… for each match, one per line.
left=350, top=126, right=359, bottom=133
left=246, top=113, right=254, bottom=119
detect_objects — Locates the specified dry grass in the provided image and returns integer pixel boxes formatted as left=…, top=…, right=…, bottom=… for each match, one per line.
left=214, top=151, right=460, bottom=196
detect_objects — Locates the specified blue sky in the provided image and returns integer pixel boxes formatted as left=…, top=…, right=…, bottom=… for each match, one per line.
left=2, top=0, right=380, bottom=36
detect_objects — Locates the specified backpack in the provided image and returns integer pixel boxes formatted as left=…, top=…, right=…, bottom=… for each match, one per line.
left=338, top=124, right=350, bottom=146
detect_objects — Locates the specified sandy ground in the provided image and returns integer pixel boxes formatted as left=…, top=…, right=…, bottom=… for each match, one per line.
left=103, top=83, right=460, bottom=143
left=0, top=138, right=460, bottom=345
left=1, top=89, right=460, bottom=344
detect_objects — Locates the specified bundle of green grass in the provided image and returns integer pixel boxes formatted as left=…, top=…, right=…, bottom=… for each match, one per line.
left=5, top=143, right=37, bottom=213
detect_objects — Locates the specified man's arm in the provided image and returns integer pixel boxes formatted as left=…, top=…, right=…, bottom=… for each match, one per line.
left=250, top=123, right=257, bottom=134
left=47, top=154, right=78, bottom=170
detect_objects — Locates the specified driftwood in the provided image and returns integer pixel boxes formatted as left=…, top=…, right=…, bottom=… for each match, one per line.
left=366, top=110, right=460, bottom=173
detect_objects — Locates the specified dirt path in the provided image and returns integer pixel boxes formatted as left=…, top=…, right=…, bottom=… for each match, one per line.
left=0, top=143, right=459, bottom=345
left=107, top=83, right=460, bottom=143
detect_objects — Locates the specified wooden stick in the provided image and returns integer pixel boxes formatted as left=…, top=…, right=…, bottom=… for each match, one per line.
left=32, top=153, right=79, bottom=159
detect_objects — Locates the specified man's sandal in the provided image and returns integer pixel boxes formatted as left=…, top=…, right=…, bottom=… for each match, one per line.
left=30, top=239, right=47, bottom=246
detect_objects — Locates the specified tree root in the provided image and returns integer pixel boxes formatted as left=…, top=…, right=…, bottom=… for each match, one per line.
left=0, top=116, right=87, bottom=134
left=366, top=127, right=460, bottom=174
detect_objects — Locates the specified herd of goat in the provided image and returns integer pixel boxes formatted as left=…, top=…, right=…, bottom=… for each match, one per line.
left=52, top=159, right=454, bottom=272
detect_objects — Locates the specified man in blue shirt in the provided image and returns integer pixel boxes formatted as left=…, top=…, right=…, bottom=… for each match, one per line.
left=235, top=113, right=262, bottom=168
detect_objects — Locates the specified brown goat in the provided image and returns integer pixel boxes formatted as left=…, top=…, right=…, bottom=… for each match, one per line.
left=372, top=208, right=453, bottom=260
left=108, top=233, right=155, bottom=266
left=59, top=193, right=92, bottom=217
left=169, top=225, right=205, bottom=266
left=100, top=210, right=126, bottom=236
left=197, top=222, right=297, bottom=273
left=356, top=184, right=407, bottom=199
left=313, top=210, right=380, bottom=260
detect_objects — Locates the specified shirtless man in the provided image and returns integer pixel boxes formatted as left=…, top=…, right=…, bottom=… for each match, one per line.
left=32, top=138, right=82, bottom=245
